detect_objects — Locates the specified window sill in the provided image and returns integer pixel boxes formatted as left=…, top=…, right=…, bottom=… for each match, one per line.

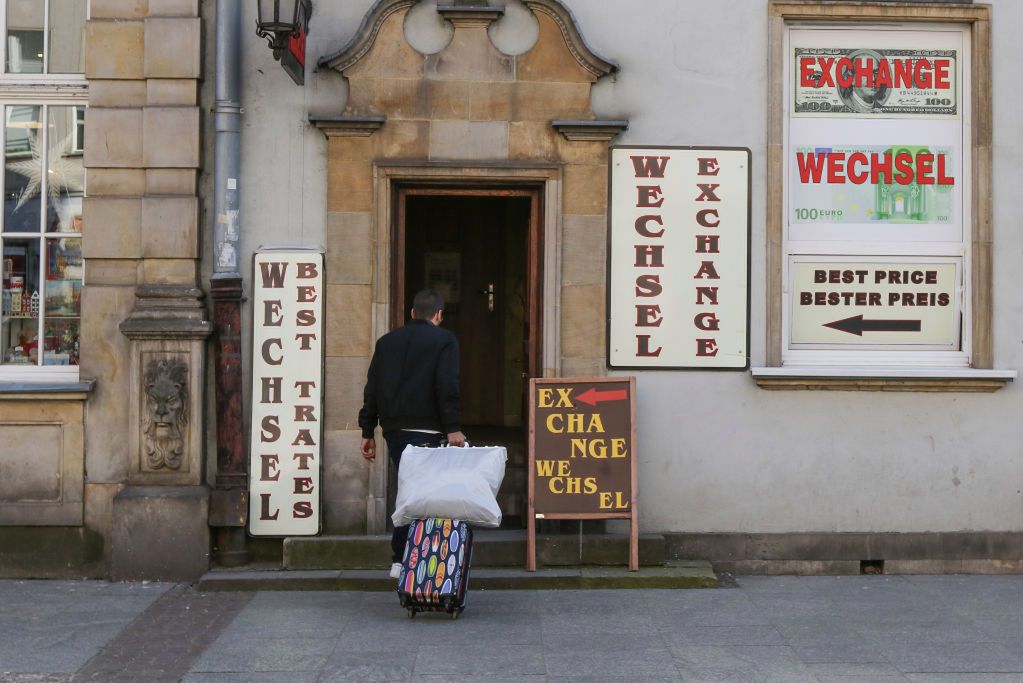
left=0, top=378, right=95, bottom=400
left=751, top=367, right=1015, bottom=392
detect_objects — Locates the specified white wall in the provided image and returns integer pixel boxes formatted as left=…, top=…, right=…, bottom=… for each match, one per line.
left=226, top=0, right=1023, bottom=534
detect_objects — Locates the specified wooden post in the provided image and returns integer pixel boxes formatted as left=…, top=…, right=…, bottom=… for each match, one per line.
left=527, top=378, right=537, bottom=571
left=629, top=376, right=638, bottom=571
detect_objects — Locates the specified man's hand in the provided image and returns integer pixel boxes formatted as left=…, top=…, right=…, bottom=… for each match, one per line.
left=361, top=437, right=376, bottom=461
left=446, top=431, right=467, bottom=447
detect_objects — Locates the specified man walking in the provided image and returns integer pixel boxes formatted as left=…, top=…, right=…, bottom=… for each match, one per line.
left=359, top=288, right=466, bottom=578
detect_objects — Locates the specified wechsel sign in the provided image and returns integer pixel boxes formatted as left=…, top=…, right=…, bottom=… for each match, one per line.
left=790, top=259, right=960, bottom=347
left=609, top=146, right=750, bottom=369
left=249, top=247, right=324, bottom=536
left=528, top=377, right=637, bottom=571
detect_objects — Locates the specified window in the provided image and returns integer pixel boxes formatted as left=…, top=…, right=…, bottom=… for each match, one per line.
left=0, top=0, right=85, bottom=381
left=783, top=24, right=969, bottom=367
left=758, top=2, right=1008, bottom=388
left=4, top=0, right=86, bottom=75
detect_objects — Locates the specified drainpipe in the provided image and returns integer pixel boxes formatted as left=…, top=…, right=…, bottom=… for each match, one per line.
left=208, top=0, right=248, bottom=566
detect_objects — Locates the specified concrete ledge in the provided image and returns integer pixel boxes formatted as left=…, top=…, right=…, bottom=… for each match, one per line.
left=198, top=562, right=718, bottom=592
left=667, top=532, right=1023, bottom=575
left=0, top=527, right=105, bottom=578
left=284, top=531, right=665, bottom=570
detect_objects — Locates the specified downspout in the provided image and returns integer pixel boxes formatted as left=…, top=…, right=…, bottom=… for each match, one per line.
left=208, top=0, right=248, bottom=566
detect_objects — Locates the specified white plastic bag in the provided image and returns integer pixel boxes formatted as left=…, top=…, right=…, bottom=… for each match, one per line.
left=392, top=445, right=507, bottom=528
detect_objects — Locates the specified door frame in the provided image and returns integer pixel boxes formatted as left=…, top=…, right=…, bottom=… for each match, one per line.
left=365, top=163, right=564, bottom=534
left=391, top=184, right=544, bottom=382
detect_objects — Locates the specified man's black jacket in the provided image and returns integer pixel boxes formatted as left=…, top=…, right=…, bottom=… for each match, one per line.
left=358, top=319, right=461, bottom=438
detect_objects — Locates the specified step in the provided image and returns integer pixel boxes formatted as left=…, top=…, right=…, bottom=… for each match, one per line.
left=198, top=561, right=719, bottom=592
left=283, top=531, right=665, bottom=570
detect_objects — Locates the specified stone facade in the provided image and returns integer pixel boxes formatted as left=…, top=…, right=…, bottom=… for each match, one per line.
left=81, top=0, right=209, bottom=579
left=314, top=0, right=624, bottom=534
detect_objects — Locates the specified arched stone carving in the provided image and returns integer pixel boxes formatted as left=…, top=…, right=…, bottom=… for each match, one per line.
left=318, top=0, right=617, bottom=80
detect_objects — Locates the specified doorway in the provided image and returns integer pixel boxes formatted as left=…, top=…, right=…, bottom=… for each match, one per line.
left=389, top=185, right=543, bottom=528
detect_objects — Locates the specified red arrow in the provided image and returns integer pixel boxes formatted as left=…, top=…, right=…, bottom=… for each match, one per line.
left=576, top=387, right=628, bottom=406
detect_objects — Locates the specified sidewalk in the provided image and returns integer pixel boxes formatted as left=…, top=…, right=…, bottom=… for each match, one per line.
left=2, top=575, right=1023, bottom=682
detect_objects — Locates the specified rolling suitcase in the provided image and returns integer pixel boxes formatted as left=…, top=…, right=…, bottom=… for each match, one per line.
left=397, top=517, right=474, bottom=619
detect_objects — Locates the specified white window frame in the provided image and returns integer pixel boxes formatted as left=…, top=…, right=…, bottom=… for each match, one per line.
left=781, top=22, right=972, bottom=369
left=0, top=0, right=86, bottom=382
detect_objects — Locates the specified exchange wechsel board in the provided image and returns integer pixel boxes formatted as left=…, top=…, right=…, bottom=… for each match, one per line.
left=249, top=247, right=324, bottom=536
left=609, top=146, right=751, bottom=369
left=527, top=377, right=637, bottom=571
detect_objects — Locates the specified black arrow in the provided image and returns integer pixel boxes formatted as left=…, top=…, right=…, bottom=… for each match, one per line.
left=823, top=315, right=921, bottom=336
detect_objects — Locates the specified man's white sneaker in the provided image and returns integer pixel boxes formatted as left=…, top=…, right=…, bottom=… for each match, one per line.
left=389, top=562, right=402, bottom=579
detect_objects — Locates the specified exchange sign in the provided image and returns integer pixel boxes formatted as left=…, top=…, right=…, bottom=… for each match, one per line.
left=528, top=377, right=638, bottom=570
left=249, top=247, right=324, bottom=536
left=793, top=47, right=959, bottom=117
left=790, top=260, right=960, bottom=346
left=609, top=146, right=751, bottom=369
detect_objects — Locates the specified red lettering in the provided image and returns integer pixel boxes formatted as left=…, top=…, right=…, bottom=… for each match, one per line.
left=636, top=305, right=663, bottom=327
left=635, top=274, right=662, bottom=297
left=637, top=335, right=662, bottom=357
left=259, top=493, right=279, bottom=521
left=696, top=286, right=718, bottom=305
left=635, top=245, right=664, bottom=268
left=696, top=209, right=719, bottom=227
left=636, top=186, right=664, bottom=207
left=635, top=215, right=665, bottom=237
left=695, top=235, right=720, bottom=253
left=797, top=152, right=826, bottom=184
left=697, top=157, right=720, bottom=176
left=694, top=260, right=720, bottom=280
left=847, top=152, right=868, bottom=184
left=696, top=338, right=719, bottom=357
left=694, top=312, right=720, bottom=331
left=631, top=156, right=669, bottom=178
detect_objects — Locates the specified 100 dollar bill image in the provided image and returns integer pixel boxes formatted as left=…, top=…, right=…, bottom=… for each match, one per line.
left=794, top=47, right=958, bottom=117
left=791, top=145, right=955, bottom=225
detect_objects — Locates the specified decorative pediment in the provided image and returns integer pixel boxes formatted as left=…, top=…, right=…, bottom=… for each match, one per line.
left=317, top=0, right=617, bottom=81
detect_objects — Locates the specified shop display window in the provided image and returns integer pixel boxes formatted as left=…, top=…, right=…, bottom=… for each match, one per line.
left=0, top=103, right=82, bottom=376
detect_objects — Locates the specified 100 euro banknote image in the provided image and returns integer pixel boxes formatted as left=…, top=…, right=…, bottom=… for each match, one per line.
left=791, top=145, right=955, bottom=225
left=793, top=47, right=958, bottom=117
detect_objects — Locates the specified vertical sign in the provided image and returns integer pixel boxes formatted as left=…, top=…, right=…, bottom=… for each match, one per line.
left=609, top=146, right=751, bottom=369
left=527, top=377, right=637, bottom=571
left=249, top=248, right=324, bottom=536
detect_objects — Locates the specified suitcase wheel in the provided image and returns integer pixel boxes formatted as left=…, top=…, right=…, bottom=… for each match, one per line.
left=449, top=609, right=459, bottom=620
left=406, top=607, right=416, bottom=619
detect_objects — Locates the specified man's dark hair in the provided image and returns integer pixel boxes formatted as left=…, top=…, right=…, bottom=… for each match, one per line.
left=412, top=288, right=444, bottom=319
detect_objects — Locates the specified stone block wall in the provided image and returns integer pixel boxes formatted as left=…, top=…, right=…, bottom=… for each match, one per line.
left=81, top=0, right=205, bottom=574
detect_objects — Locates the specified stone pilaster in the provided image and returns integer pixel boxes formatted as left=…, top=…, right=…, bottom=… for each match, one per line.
left=86, top=1, right=209, bottom=581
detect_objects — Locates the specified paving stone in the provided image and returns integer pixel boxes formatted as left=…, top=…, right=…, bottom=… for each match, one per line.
left=73, top=586, right=252, bottom=681
left=880, top=642, right=1023, bottom=674
left=807, top=662, right=908, bottom=680
left=318, top=652, right=414, bottom=682
left=661, top=625, right=786, bottom=646
left=413, top=646, right=545, bottom=676
left=544, top=646, right=678, bottom=678
left=5, top=578, right=1023, bottom=680
left=181, top=675, right=319, bottom=683
left=669, top=645, right=819, bottom=683
left=189, top=637, right=336, bottom=673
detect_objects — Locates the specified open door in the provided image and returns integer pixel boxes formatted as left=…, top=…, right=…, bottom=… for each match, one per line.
left=390, top=185, right=543, bottom=527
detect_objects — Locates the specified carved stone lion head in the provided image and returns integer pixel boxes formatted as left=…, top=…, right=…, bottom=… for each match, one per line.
left=142, top=358, right=189, bottom=470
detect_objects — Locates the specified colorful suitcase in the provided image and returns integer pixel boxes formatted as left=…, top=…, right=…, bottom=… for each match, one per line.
left=396, top=517, right=473, bottom=619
